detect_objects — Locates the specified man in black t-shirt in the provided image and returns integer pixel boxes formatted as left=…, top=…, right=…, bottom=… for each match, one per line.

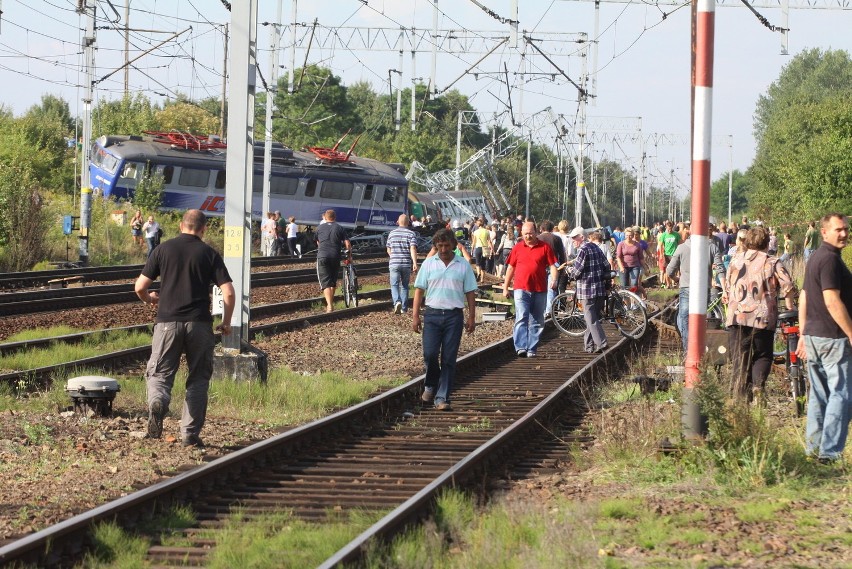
left=796, top=212, right=852, bottom=463
left=315, top=209, right=351, bottom=313
left=135, top=209, right=235, bottom=448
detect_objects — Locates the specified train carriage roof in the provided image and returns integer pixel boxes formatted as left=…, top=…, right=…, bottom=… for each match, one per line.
left=96, top=135, right=407, bottom=185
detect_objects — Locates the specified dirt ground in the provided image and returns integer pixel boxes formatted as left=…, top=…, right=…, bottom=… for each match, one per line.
left=0, top=292, right=513, bottom=542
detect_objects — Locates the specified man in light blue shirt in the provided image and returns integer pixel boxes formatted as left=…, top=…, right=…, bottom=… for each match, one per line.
left=412, top=228, right=477, bottom=411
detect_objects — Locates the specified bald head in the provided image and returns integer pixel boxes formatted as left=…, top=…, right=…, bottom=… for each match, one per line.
left=520, top=221, right=538, bottom=244
left=181, top=209, right=207, bottom=234
left=397, top=214, right=410, bottom=227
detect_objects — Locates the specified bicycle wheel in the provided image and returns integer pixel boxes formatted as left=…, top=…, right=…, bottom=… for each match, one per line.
left=551, top=291, right=585, bottom=336
left=790, top=363, right=808, bottom=417
left=342, top=265, right=353, bottom=307
left=772, top=328, right=787, bottom=362
left=349, top=265, right=359, bottom=307
left=613, top=289, right=648, bottom=339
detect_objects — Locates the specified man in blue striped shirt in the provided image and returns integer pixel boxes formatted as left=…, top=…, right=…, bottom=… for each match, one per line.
left=412, top=228, right=478, bottom=411
left=386, top=214, right=419, bottom=314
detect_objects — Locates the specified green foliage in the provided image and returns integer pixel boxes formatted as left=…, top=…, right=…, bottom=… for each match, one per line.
left=709, top=169, right=752, bottom=221
left=751, top=48, right=852, bottom=221
left=92, top=93, right=159, bottom=137
left=272, top=65, right=360, bottom=149
left=132, top=171, right=165, bottom=213
left=0, top=163, right=48, bottom=271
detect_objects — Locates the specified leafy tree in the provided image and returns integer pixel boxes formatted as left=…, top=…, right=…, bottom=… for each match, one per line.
left=751, top=49, right=852, bottom=220
left=272, top=65, right=359, bottom=149
left=92, top=94, right=159, bottom=137
left=709, top=169, right=751, bottom=222
left=0, top=163, right=48, bottom=271
left=155, top=102, right=219, bottom=134
left=133, top=171, right=165, bottom=213
left=24, top=94, right=75, bottom=134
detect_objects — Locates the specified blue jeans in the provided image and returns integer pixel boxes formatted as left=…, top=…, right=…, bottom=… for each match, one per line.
left=513, top=289, right=547, bottom=353
left=545, top=274, right=558, bottom=315
left=804, top=335, right=852, bottom=459
left=389, top=265, right=412, bottom=311
left=678, top=287, right=689, bottom=352
left=622, top=266, right=641, bottom=288
left=422, top=308, right=464, bottom=405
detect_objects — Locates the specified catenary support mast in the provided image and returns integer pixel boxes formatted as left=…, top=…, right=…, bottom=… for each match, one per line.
left=223, top=0, right=257, bottom=349
left=683, top=0, right=715, bottom=440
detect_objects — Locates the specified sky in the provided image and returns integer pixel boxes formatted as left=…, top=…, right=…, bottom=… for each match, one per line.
left=1, top=0, right=851, bottom=195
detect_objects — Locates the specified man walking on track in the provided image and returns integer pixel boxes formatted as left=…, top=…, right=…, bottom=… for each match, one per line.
left=315, top=209, right=351, bottom=313
left=134, top=209, right=235, bottom=448
left=386, top=213, right=419, bottom=314
left=564, top=225, right=610, bottom=354
left=797, top=213, right=852, bottom=464
left=502, top=221, right=558, bottom=358
left=412, top=228, right=477, bottom=411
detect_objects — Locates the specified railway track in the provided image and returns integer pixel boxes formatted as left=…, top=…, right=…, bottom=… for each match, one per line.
left=0, top=261, right=389, bottom=316
left=0, top=322, right=658, bottom=568
left=0, top=253, right=387, bottom=291
left=0, top=288, right=396, bottom=389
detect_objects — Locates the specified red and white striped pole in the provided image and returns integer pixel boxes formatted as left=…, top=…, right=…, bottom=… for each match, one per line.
left=683, top=0, right=715, bottom=439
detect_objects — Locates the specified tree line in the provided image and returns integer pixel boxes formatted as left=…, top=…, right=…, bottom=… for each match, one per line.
left=0, top=49, right=849, bottom=269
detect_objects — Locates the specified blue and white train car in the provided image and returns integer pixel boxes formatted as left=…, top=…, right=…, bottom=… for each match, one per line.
left=88, top=134, right=409, bottom=232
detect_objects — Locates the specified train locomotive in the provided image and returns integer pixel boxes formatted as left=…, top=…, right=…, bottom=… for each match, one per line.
left=88, top=132, right=409, bottom=232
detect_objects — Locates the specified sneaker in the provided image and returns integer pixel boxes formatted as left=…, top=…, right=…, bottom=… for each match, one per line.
left=516, top=349, right=527, bottom=358
left=394, top=302, right=402, bottom=314
left=435, top=401, right=451, bottom=411
left=421, top=388, right=435, bottom=403
left=527, top=351, right=536, bottom=358
left=182, top=434, right=205, bottom=448
left=147, top=400, right=164, bottom=439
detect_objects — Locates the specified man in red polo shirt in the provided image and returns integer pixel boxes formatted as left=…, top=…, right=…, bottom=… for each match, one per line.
left=502, top=221, right=559, bottom=357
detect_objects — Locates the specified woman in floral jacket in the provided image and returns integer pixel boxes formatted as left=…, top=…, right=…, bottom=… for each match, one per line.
left=723, top=226, right=796, bottom=403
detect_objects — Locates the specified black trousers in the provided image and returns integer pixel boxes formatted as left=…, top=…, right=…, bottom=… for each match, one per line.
left=728, top=325, right=774, bottom=399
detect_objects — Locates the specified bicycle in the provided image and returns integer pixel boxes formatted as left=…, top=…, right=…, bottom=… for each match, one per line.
left=550, top=275, right=648, bottom=339
left=341, top=249, right=359, bottom=308
left=775, top=309, right=808, bottom=416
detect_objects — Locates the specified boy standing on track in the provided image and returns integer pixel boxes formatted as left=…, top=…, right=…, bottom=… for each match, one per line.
left=412, top=228, right=477, bottom=411
left=134, top=209, right=235, bottom=448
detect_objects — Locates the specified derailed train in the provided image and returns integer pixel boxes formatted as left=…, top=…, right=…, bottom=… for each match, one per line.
left=88, top=132, right=492, bottom=231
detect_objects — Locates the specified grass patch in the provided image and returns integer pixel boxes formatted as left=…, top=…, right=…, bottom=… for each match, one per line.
left=115, top=366, right=404, bottom=427
left=3, top=325, right=84, bottom=343
left=203, top=508, right=383, bottom=569
left=0, top=330, right=151, bottom=373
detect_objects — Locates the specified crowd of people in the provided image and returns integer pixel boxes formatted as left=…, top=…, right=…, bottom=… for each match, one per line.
left=132, top=205, right=850, bottom=464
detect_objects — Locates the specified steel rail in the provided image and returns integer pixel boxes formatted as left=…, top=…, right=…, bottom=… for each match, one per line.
left=0, top=253, right=387, bottom=290
left=0, top=263, right=389, bottom=316
left=0, top=289, right=390, bottom=385
left=0, top=328, right=618, bottom=567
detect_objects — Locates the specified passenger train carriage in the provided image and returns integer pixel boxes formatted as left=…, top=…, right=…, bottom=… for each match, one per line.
left=89, top=133, right=409, bottom=232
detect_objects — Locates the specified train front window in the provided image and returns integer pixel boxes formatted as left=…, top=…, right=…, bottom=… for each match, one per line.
left=91, top=145, right=119, bottom=174
left=215, top=170, right=226, bottom=189
left=305, top=179, right=317, bottom=197
left=178, top=168, right=210, bottom=188
left=363, top=185, right=374, bottom=200
left=320, top=181, right=353, bottom=201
